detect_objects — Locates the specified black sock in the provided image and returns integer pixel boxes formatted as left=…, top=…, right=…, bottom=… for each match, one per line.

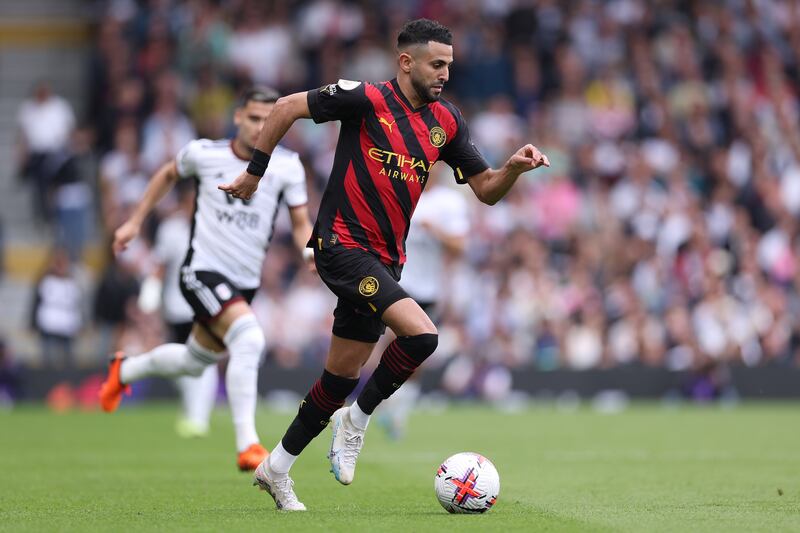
left=281, top=369, right=359, bottom=455
left=356, top=333, right=438, bottom=415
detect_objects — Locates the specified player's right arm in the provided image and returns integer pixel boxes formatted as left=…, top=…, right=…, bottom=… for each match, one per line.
left=112, top=160, right=179, bottom=254
left=219, top=92, right=311, bottom=200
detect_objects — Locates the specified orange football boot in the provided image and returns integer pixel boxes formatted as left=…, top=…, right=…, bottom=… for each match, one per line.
left=237, top=443, right=270, bottom=472
left=99, top=352, right=131, bottom=412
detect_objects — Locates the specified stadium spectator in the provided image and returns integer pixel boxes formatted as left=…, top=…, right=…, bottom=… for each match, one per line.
left=99, top=121, right=149, bottom=231
left=49, top=126, right=97, bottom=262
left=16, top=81, right=76, bottom=224
left=29, top=248, right=84, bottom=369
left=140, top=71, right=196, bottom=173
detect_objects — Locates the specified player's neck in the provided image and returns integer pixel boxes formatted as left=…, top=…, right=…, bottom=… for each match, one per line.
left=396, top=75, right=427, bottom=110
left=231, top=138, right=253, bottom=161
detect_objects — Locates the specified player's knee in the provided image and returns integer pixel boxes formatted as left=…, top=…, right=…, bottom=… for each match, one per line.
left=417, top=332, right=438, bottom=357
left=398, top=332, right=438, bottom=362
left=224, top=314, right=265, bottom=370
left=186, top=336, right=220, bottom=376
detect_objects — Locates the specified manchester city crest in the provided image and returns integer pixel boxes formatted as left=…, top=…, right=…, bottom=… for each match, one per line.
left=358, top=276, right=380, bottom=297
left=429, top=126, right=446, bottom=148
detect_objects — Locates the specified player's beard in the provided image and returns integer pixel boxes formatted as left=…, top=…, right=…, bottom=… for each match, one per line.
left=410, top=73, right=442, bottom=104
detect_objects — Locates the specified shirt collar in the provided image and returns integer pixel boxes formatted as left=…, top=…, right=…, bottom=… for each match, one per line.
left=390, top=78, right=428, bottom=112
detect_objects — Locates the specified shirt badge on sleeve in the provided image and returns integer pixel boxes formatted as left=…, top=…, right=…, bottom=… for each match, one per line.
left=320, top=84, right=337, bottom=96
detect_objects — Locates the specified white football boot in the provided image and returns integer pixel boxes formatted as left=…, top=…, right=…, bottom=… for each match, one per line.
left=253, top=460, right=306, bottom=511
left=328, top=406, right=365, bottom=485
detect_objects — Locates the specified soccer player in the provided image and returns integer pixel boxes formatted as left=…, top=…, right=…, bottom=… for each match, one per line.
left=99, top=87, right=314, bottom=472
left=220, top=19, right=549, bottom=511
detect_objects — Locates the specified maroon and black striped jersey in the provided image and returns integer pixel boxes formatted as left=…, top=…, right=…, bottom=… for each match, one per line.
left=307, top=78, right=489, bottom=266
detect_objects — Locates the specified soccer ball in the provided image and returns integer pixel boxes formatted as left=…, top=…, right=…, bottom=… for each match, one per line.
left=434, top=452, right=500, bottom=514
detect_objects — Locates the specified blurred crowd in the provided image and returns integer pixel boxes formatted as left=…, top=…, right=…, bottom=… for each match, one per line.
left=15, top=0, right=800, bottom=376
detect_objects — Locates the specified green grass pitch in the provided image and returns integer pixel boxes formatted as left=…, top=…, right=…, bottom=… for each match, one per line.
left=1, top=402, right=798, bottom=532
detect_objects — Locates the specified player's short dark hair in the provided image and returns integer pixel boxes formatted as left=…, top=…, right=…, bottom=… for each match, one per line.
left=397, top=19, right=452, bottom=49
left=240, top=86, right=280, bottom=106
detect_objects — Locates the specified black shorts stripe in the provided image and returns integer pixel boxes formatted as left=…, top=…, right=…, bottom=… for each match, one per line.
left=182, top=270, right=222, bottom=316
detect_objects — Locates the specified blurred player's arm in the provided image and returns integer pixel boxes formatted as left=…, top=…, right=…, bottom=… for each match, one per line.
left=420, top=221, right=466, bottom=255
left=288, top=204, right=316, bottom=271
left=467, top=145, right=549, bottom=206
left=113, top=161, right=179, bottom=254
left=219, top=92, right=311, bottom=199
left=288, top=204, right=313, bottom=254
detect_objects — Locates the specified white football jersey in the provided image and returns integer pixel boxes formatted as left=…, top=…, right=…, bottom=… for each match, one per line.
left=175, top=139, right=307, bottom=289
left=400, top=185, right=470, bottom=304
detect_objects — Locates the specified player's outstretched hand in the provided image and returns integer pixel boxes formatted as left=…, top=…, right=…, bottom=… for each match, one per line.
left=113, top=220, right=140, bottom=255
left=218, top=171, right=260, bottom=200
left=507, top=144, right=550, bottom=174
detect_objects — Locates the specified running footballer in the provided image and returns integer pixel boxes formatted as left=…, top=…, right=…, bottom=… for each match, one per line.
left=220, top=19, right=549, bottom=511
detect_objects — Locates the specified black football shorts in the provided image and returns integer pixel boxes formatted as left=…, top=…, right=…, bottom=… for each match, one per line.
left=314, top=244, right=409, bottom=343
left=179, top=268, right=257, bottom=323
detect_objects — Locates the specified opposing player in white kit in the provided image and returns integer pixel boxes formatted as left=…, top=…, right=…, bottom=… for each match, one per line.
left=100, top=87, right=314, bottom=471
left=378, top=167, right=469, bottom=439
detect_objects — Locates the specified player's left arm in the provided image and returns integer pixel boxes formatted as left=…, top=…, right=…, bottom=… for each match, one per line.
left=466, top=144, right=550, bottom=205
left=113, top=160, right=181, bottom=254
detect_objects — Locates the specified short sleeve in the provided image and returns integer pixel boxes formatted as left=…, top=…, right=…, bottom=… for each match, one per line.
left=306, top=79, right=370, bottom=124
left=439, top=110, right=490, bottom=184
left=280, top=153, right=308, bottom=207
left=174, top=140, right=201, bottom=178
